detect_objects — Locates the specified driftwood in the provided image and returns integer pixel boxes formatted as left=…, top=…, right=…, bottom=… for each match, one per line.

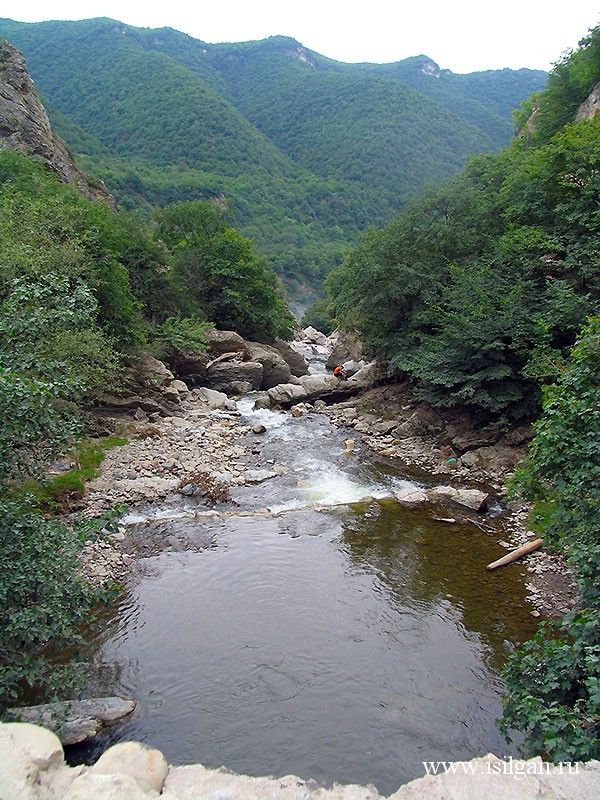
left=486, top=538, right=544, bottom=571
left=206, top=351, right=245, bottom=369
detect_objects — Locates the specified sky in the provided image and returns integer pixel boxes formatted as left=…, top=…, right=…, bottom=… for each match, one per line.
left=6, top=1, right=600, bottom=74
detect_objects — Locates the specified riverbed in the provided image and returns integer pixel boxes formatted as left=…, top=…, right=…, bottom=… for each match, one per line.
left=75, top=396, right=541, bottom=794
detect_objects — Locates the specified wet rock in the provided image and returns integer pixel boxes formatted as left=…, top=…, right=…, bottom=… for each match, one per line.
left=252, top=393, right=271, bottom=410
left=427, top=486, right=490, bottom=512
left=291, top=406, right=303, bottom=417
left=395, top=486, right=428, bottom=506
left=252, top=424, right=267, bottom=434
left=6, top=698, right=136, bottom=746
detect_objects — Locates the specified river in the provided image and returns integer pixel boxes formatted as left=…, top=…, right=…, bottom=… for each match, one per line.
left=77, top=395, right=539, bottom=794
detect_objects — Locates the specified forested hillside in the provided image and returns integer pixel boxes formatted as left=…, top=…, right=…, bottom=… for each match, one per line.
left=0, top=17, right=546, bottom=302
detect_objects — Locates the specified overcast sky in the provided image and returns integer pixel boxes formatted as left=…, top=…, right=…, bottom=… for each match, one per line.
left=7, top=1, right=600, bottom=73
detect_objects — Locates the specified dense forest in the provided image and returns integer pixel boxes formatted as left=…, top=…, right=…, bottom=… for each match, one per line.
left=0, top=17, right=546, bottom=302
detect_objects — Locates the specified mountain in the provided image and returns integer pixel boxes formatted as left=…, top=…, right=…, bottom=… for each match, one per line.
left=0, top=18, right=547, bottom=302
left=0, top=38, right=114, bottom=205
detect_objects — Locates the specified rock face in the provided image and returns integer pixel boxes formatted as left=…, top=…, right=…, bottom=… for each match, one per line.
left=577, top=81, right=600, bottom=121
left=0, top=41, right=115, bottom=205
left=1, top=722, right=599, bottom=800
left=96, top=353, right=190, bottom=420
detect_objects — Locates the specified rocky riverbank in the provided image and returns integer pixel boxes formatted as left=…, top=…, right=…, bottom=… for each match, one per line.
left=3, top=721, right=600, bottom=800
left=77, top=328, right=576, bottom=615
left=321, top=383, right=576, bottom=619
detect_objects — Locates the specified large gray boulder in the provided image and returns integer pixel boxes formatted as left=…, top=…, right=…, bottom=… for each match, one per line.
left=204, top=328, right=247, bottom=355
left=204, top=361, right=263, bottom=394
left=325, top=331, right=364, bottom=371
left=274, top=339, right=310, bottom=377
left=267, top=382, right=307, bottom=405
left=245, top=341, right=292, bottom=389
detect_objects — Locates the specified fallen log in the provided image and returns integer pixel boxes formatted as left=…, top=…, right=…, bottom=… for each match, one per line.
left=486, top=538, right=544, bottom=571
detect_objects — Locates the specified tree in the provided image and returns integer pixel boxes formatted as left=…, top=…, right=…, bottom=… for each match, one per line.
left=155, top=200, right=295, bottom=341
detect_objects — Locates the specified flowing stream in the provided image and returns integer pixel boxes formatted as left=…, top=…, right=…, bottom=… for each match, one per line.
left=79, top=395, right=538, bottom=794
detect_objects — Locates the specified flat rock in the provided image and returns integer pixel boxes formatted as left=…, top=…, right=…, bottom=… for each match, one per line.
left=427, top=486, right=489, bottom=512
left=395, top=485, right=428, bottom=506
left=6, top=698, right=136, bottom=746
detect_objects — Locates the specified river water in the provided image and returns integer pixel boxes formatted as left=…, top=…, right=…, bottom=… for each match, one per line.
left=80, top=396, right=538, bottom=794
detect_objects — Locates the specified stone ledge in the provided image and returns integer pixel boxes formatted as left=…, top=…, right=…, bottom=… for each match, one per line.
left=1, top=722, right=600, bottom=800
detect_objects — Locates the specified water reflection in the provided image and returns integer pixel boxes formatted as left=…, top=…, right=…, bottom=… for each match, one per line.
left=337, top=499, right=538, bottom=673
left=79, top=500, right=535, bottom=793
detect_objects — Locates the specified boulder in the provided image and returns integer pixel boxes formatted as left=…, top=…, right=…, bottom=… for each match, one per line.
left=169, top=379, right=190, bottom=397
left=0, top=722, right=67, bottom=800
left=267, top=383, right=307, bottom=405
left=274, top=339, right=310, bottom=377
left=205, top=328, right=247, bottom=355
left=204, top=361, right=264, bottom=394
left=395, top=485, right=428, bottom=506
left=350, top=361, right=387, bottom=388
left=192, top=387, right=229, bottom=410
left=90, top=741, right=169, bottom=794
left=427, top=486, right=490, bottom=512
left=325, top=330, right=364, bottom=369
left=6, top=698, right=136, bottom=746
left=245, top=341, right=292, bottom=388
left=452, top=428, right=500, bottom=452
left=165, top=350, right=209, bottom=387
left=302, top=326, right=328, bottom=345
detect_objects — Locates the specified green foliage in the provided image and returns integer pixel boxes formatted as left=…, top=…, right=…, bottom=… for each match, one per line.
left=12, top=437, right=128, bottom=513
left=509, top=317, right=600, bottom=599
left=0, top=499, right=116, bottom=713
left=500, top=318, right=600, bottom=759
left=500, top=608, right=600, bottom=762
left=527, top=26, right=600, bottom=145
left=150, top=316, right=211, bottom=361
left=0, top=150, right=145, bottom=348
left=0, top=271, right=118, bottom=480
left=155, top=200, right=295, bottom=341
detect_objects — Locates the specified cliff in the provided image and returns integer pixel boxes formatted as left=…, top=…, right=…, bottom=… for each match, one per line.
left=0, top=39, right=115, bottom=205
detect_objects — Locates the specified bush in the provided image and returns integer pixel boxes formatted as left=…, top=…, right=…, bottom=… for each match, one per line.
left=500, top=317, right=600, bottom=760
left=0, top=500, right=116, bottom=713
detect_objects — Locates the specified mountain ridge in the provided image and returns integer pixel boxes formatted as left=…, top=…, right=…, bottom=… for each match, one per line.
left=0, top=17, right=548, bottom=301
